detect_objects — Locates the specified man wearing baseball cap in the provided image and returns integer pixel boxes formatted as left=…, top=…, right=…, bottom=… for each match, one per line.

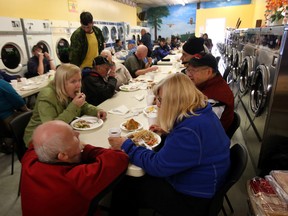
left=186, top=53, right=234, bottom=131
left=82, top=56, right=117, bottom=106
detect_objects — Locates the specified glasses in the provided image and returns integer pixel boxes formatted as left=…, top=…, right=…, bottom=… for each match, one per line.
left=185, top=68, right=204, bottom=74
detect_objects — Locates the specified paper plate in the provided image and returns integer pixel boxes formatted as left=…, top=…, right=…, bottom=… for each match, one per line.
left=119, top=85, right=139, bottom=92
left=143, top=105, right=158, bottom=116
left=71, top=116, right=103, bottom=131
left=120, top=120, right=143, bottom=132
left=126, top=130, right=161, bottom=150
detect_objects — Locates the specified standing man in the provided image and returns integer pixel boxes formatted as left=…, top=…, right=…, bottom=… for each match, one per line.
left=69, top=11, right=105, bottom=69
left=124, top=45, right=158, bottom=78
left=26, top=44, right=56, bottom=78
left=82, top=56, right=117, bottom=106
left=140, top=28, right=153, bottom=57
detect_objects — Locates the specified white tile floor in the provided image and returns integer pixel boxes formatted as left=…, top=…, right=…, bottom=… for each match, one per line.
left=0, top=128, right=256, bottom=216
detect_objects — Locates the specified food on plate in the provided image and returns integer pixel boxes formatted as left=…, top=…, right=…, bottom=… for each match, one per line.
left=127, top=129, right=158, bottom=146
left=146, top=106, right=157, bottom=114
left=123, top=118, right=140, bottom=130
left=73, top=120, right=91, bottom=129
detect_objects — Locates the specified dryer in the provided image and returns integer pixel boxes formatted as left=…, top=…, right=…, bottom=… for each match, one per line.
left=93, top=20, right=110, bottom=47
left=50, top=20, right=70, bottom=66
left=117, top=22, right=130, bottom=50
left=131, top=26, right=141, bottom=44
left=68, top=21, right=79, bottom=37
left=0, top=16, right=28, bottom=76
left=246, top=26, right=284, bottom=171
left=22, top=18, right=54, bottom=62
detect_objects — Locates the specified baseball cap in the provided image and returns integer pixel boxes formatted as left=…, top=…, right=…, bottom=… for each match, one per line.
left=188, top=53, right=218, bottom=72
left=128, top=40, right=135, bottom=45
left=182, top=37, right=205, bottom=55
left=93, top=56, right=113, bottom=67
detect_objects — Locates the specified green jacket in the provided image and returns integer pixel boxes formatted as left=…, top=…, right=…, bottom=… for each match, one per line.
left=69, top=26, right=105, bottom=66
left=24, top=82, right=101, bottom=146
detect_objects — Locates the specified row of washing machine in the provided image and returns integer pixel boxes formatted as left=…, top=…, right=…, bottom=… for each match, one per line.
left=222, top=25, right=288, bottom=174
left=0, top=16, right=143, bottom=76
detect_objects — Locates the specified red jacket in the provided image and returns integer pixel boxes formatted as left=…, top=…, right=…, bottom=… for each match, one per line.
left=21, top=144, right=129, bottom=216
left=197, top=73, right=234, bottom=131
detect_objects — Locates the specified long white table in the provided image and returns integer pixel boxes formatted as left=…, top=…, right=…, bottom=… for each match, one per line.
left=157, top=51, right=182, bottom=65
left=78, top=66, right=175, bottom=177
left=13, top=72, right=54, bottom=98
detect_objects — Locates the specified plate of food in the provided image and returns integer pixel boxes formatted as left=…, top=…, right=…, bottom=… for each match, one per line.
left=143, top=105, right=157, bottom=116
left=70, top=116, right=103, bottom=131
left=120, top=118, right=143, bottom=132
left=126, top=129, right=161, bottom=149
left=119, top=85, right=139, bottom=92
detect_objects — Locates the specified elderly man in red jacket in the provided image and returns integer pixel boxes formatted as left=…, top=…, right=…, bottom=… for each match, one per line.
left=21, top=120, right=129, bottom=216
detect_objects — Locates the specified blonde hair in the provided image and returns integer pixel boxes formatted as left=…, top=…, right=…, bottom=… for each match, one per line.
left=52, top=64, right=81, bottom=105
left=153, top=73, right=207, bottom=132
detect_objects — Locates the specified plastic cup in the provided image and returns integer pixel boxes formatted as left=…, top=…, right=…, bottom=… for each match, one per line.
left=146, top=94, right=155, bottom=106
left=147, top=113, right=157, bottom=126
left=108, top=127, right=121, bottom=137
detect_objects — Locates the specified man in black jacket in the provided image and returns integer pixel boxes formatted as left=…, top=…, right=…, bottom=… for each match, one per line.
left=81, top=56, right=116, bottom=106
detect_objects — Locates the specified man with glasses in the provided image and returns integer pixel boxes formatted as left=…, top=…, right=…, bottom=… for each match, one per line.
left=186, top=53, right=234, bottom=131
left=82, top=56, right=116, bottom=106
left=69, top=11, right=104, bottom=68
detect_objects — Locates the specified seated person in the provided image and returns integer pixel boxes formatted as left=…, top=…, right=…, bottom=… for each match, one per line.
left=186, top=53, right=234, bottom=131
left=24, top=63, right=107, bottom=147
left=0, top=70, right=21, bottom=82
left=152, top=38, right=171, bottom=61
left=124, top=45, right=158, bottom=78
left=108, top=73, right=230, bottom=216
left=26, top=44, right=56, bottom=78
left=114, top=39, right=123, bottom=52
left=100, top=50, right=132, bottom=90
left=0, top=78, right=29, bottom=153
left=82, top=56, right=117, bottom=106
left=21, top=120, right=129, bottom=216
left=115, top=40, right=137, bottom=61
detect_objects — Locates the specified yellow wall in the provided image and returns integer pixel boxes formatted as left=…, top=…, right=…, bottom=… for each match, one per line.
left=0, top=0, right=137, bottom=25
left=195, top=2, right=267, bottom=36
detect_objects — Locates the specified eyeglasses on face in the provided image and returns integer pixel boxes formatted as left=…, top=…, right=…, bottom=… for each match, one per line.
left=156, top=96, right=162, bottom=104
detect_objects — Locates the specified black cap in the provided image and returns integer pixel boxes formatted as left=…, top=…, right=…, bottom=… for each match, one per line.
left=182, top=37, right=204, bottom=55
left=188, top=53, right=218, bottom=72
left=93, top=56, right=113, bottom=67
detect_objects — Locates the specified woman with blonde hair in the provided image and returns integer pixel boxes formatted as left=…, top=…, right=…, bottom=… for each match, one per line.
left=24, top=64, right=107, bottom=146
left=108, top=73, right=230, bottom=216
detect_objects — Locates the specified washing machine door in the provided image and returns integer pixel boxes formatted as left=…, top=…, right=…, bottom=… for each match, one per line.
left=56, top=38, right=69, bottom=63
left=102, top=26, right=109, bottom=43
left=250, top=64, right=271, bottom=117
left=1, top=42, right=23, bottom=74
left=118, top=26, right=124, bottom=42
left=232, top=48, right=243, bottom=81
left=111, top=26, right=117, bottom=42
left=239, top=56, right=254, bottom=94
left=37, top=41, right=51, bottom=54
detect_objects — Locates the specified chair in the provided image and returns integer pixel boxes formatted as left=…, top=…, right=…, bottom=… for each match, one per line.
left=208, top=143, right=248, bottom=216
left=9, top=110, right=33, bottom=195
left=226, top=111, right=241, bottom=139
left=87, top=170, right=126, bottom=216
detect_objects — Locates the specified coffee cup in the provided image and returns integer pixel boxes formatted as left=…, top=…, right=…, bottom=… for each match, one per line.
left=146, top=94, right=155, bottom=106
left=147, top=113, right=157, bottom=126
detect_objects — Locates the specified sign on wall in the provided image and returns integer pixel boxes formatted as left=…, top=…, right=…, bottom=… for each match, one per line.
left=68, top=0, right=78, bottom=13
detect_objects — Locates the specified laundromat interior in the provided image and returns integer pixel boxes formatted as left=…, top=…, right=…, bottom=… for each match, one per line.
left=1, top=0, right=288, bottom=215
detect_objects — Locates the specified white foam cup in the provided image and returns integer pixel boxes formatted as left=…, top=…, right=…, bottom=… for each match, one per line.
left=108, top=127, right=121, bottom=137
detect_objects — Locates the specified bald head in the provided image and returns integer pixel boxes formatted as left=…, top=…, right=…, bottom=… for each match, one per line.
left=32, top=120, right=82, bottom=163
left=135, top=45, right=148, bottom=60
left=100, top=50, right=113, bottom=63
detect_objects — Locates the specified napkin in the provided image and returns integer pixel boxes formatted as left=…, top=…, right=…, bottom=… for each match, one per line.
left=108, top=105, right=129, bottom=115
left=134, top=94, right=144, bottom=101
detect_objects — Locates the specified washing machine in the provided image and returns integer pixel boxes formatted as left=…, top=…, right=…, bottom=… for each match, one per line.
left=68, top=21, right=79, bottom=37
left=0, top=16, right=28, bottom=76
left=131, top=26, right=141, bottom=44
left=22, top=18, right=54, bottom=62
left=50, top=20, right=70, bottom=66
left=117, top=22, right=131, bottom=50
left=93, top=20, right=110, bottom=47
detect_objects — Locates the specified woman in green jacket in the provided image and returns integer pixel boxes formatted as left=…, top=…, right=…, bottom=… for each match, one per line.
left=24, top=64, right=107, bottom=147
